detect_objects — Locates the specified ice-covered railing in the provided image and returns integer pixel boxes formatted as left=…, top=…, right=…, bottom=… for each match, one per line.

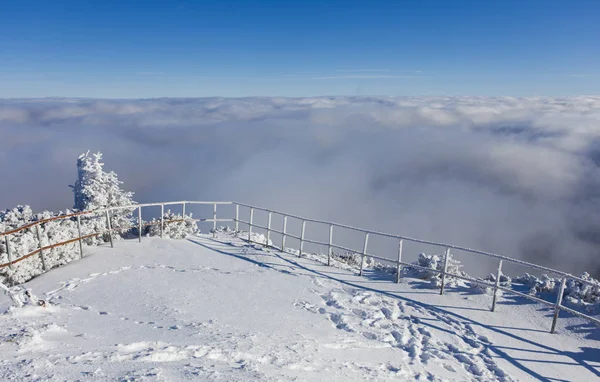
left=1, top=200, right=599, bottom=334
left=233, top=202, right=600, bottom=334
left=0, top=201, right=231, bottom=272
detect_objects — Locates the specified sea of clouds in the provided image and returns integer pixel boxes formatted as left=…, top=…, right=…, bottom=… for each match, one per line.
left=1, top=96, right=600, bottom=276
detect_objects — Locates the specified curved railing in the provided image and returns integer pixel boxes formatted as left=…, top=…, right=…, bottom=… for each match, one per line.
left=1, top=200, right=599, bottom=334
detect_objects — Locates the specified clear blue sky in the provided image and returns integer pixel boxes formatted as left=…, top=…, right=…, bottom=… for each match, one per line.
left=1, top=0, right=598, bottom=98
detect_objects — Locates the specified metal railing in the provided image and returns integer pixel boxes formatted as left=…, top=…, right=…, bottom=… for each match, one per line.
left=0, top=201, right=232, bottom=271
left=1, top=200, right=599, bottom=334
left=232, top=202, right=600, bottom=334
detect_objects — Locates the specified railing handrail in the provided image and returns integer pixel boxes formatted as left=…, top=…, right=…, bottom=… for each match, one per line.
left=1, top=199, right=596, bottom=287
left=1, top=199, right=598, bottom=334
left=0, top=201, right=233, bottom=270
left=232, top=201, right=597, bottom=289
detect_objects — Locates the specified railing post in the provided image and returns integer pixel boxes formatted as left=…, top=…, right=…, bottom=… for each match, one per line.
left=299, top=220, right=306, bottom=257
left=235, top=204, right=239, bottom=232
left=160, top=204, right=164, bottom=238
left=76, top=215, right=84, bottom=258
left=281, top=216, right=287, bottom=251
left=249, top=207, right=254, bottom=239
left=182, top=202, right=186, bottom=218
left=396, top=239, right=403, bottom=283
left=328, top=224, right=333, bottom=266
left=439, top=248, right=450, bottom=295
left=491, top=260, right=503, bottom=312
left=266, top=212, right=272, bottom=247
left=137, top=206, right=142, bottom=243
left=550, top=277, right=567, bottom=334
left=35, top=224, right=47, bottom=271
left=212, top=203, right=217, bottom=238
left=105, top=210, right=114, bottom=248
left=359, top=232, right=369, bottom=276
left=5, top=235, right=13, bottom=270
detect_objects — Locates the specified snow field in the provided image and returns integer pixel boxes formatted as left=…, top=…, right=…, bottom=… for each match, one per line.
left=0, top=234, right=598, bottom=381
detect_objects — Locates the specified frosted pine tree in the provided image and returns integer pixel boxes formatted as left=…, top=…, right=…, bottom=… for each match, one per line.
left=71, top=151, right=137, bottom=241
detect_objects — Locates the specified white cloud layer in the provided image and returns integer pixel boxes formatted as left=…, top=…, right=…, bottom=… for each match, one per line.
left=1, top=96, right=600, bottom=276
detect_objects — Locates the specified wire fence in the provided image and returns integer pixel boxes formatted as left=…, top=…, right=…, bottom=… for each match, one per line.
left=1, top=200, right=599, bottom=334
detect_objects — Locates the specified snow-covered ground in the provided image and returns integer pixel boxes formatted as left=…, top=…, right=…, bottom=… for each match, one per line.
left=1, top=234, right=598, bottom=381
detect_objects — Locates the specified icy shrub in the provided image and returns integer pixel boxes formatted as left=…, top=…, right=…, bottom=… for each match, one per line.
left=36, top=211, right=80, bottom=271
left=235, top=230, right=273, bottom=246
left=0, top=207, right=83, bottom=285
left=469, top=273, right=512, bottom=294
left=330, top=251, right=375, bottom=268
left=563, top=273, right=600, bottom=312
left=404, top=253, right=466, bottom=288
left=513, top=272, right=600, bottom=313
left=146, top=210, right=199, bottom=239
left=212, top=226, right=235, bottom=235
left=71, top=151, right=136, bottom=240
left=514, top=273, right=557, bottom=295
left=0, top=206, right=39, bottom=284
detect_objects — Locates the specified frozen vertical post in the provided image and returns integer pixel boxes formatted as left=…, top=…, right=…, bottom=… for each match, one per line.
left=235, top=204, right=239, bottom=232
left=266, top=211, right=272, bottom=247
left=551, top=277, right=567, bottom=334
left=396, top=239, right=403, bottom=283
left=327, top=224, right=333, bottom=266
left=212, top=203, right=217, bottom=238
left=359, top=232, right=369, bottom=276
left=491, top=260, right=503, bottom=312
left=137, top=206, right=142, bottom=243
left=182, top=202, right=186, bottom=218
left=299, top=220, right=306, bottom=257
left=35, top=224, right=47, bottom=271
left=5, top=235, right=13, bottom=269
left=439, top=248, right=451, bottom=295
left=281, top=216, right=287, bottom=251
left=105, top=210, right=114, bottom=248
left=76, top=215, right=84, bottom=258
left=160, top=204, right=164, bottom=238
left=249, top=208, right=254, bottom=239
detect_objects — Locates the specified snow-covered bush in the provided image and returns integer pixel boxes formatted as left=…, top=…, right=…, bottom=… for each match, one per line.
left=0, top=206, right=39, bottom=285
left=404, top=252, right=466, bottom=288
left=36, top=211, right=80, bottom=272
left=514, top=273, right=558, bottom=295
left=0, top=207, right=83, bottom=285
left=470, top=272, right=512, bottom=294
left=71, top=151, right=136, bottom=241
left=513, top=272, right=600, bottom=313
left=330, top=251, right=375, bottom=268
left=146, top=210, right=198, bottom=239
left=563, top=273, right=600, bottom=312
left=237, top=231, right=273, bottom=246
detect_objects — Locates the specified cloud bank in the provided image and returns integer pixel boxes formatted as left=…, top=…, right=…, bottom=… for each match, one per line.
left=1, top=96, right=600, bottom=276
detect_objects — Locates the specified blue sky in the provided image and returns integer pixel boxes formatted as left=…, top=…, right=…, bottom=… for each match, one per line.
left=1, top=0, right=599, bottom=98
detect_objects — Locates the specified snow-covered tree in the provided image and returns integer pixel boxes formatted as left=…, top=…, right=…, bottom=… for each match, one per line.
left=71, top=151, right=137, bottom=240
